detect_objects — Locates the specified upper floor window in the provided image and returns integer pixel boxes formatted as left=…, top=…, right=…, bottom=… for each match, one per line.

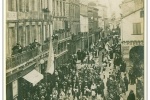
left=8, top=0, right=16, bottom=11
left=25, top=0, right=29, bottom=12
left=32, top=0, right=35, bottom=11
left=19, top=0, right=23, bottom=12
left=133, top=23, right=141, bottom=35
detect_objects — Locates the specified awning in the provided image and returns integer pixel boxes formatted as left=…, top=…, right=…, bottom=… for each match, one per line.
left=23, top=70, right=43, bottom=86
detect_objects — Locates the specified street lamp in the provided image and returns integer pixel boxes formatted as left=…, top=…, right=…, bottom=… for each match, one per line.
left=40, top=59, right=45, bottom=74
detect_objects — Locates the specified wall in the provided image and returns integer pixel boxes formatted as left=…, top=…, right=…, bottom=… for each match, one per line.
left=80, top=15, right=89, bottom=32
left=121, top=10, right=144, bottom=41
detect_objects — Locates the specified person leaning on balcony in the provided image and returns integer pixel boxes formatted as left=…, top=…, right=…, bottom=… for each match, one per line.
left=30, top=39, right=41, bottom=50
left=12, top=43, right=23, bottom=55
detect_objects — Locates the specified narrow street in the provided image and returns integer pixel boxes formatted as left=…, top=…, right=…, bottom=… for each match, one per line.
left=76, top=44, right=136, bottom=99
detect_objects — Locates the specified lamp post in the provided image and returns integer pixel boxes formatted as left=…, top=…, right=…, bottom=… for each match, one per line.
left=40, top=59, right=45, bottom=74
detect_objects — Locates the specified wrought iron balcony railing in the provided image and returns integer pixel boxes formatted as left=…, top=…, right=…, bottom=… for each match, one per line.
left=6, top=47, right=39, bottom=70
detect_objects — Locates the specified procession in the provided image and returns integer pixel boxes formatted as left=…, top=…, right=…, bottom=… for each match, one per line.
left=5, top=0, right=144, bottom=100
left=20, top=34, right=142, bottom=100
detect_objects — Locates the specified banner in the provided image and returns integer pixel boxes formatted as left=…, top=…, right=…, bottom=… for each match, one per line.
left=46, top=25, right=54, bottom=74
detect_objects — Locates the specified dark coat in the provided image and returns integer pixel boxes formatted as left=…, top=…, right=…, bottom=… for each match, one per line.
left=127, top=92, right=135, bottom=100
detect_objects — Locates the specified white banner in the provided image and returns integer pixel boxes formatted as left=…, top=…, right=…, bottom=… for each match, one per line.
left=12, top=80, right=18, bottom=98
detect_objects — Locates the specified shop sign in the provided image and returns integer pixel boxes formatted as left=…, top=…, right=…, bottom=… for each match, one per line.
left=12, top=80, right=18, bottom=99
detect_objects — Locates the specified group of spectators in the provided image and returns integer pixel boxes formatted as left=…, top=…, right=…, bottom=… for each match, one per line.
left=12, top=39, right=41, bottom=56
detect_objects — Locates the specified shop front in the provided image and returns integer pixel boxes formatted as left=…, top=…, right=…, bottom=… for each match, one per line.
left=18, top=69, right=44, bottom=100
left=6, top=63, right=43, bottom=100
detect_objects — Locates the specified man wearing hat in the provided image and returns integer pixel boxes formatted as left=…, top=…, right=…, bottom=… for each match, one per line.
left=91, top=82, right=97, bottom=100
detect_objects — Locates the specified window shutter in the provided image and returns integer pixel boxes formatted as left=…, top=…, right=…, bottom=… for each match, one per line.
left=133, top=23, right=136, bottom=34
left=137, top=23, right=141, bottom=35
left=140, top=10, right=144, bottom=18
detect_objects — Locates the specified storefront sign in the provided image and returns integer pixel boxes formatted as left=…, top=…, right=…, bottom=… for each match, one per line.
left=12, top=80, right=18, bottom=99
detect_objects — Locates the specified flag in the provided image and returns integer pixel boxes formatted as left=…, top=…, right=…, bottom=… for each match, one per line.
left=46, top=35, right=54, bottom=74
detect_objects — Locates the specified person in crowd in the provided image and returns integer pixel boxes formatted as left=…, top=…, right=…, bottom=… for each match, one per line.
left=102, top=52, right=104, bottom=63
left=120, top=78, right=126, bottom=94
left=91, top=82, right=97, bottom=100
left=77, top=50, right=81, bottom=60
left=127, top=90, right=135, bottom=100
left=67, top=85, right=73, bottom=98
left=99, top=79, right=105, bottom=98
left=124, top=74, right=129, bottom=92
left=31, top=39, right=41, bottom=49
left=83, top=86, right=90, bottom=99
left=73, top=85, right=79, bottom=100
left=136, top=79, right=144, bottom=100
left=59, top=89, right=65, bottom=100
left=109, top=48, right=113, bottom=59
left=12, top=43, right=23, bottom=55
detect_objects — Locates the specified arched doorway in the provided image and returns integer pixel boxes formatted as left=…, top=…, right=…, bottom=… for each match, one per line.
left=129, top=46, right=144, bottom=77
left=129, top=46, right=144, bottom=65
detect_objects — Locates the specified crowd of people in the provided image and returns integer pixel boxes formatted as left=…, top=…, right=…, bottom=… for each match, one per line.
left=19, top=31, right=143, bottom=100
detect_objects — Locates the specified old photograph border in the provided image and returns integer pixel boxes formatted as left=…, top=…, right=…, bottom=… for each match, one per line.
left=2, top=0, right=149, bottom=100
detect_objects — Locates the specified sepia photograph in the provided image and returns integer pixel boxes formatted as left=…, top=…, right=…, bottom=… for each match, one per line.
left=5, top=0, right=145, bottom=100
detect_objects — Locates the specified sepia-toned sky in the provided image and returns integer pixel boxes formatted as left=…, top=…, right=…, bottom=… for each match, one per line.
left=81, top=0, right=123, bottom=18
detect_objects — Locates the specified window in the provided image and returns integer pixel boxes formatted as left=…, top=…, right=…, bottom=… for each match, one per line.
left=57, top=1, right=59, bottom=16
left=32, top=25, right=36, bottom=41
left=8, top=0, right=16, bottom=11
left=38, top=25, right=42, bottom=43
left=7, top=27, right=16, bottom=56
left=60, top=2, right=62, bottom=16
left=53, top=0, right=55, bottom=16
left=26, top=26, right=30, bottom=45
left=63, top=2, right=65, bottom=16
left=17, top=26, right=23, bottom=45
left=133, top=23, right=141, bottom=35
left=19, top=0, right=23, bottom=12
left=25, top=0, right=29, bottom=12
left=32, top=0, right=35, bottom=11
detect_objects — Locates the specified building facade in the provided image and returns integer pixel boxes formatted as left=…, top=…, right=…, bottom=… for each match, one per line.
left=88, top=4, right=99, bottom=48
left=52, top=0, right=71, bottom=69
left=120, top=0, right=144, bottom=98
left=65, top=0, right=80, bottom=53
left=120, top=0, right=144, bottom=63
left=6, top=0, right=71, bottom=100
left=79, top=3, right=89, bottom=51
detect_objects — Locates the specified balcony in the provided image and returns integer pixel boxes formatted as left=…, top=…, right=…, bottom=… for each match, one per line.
left=53, top=30, right=71, bottom=43
left=6, top=48, right=39, bottom=70
left=6, top=37, right=68, bottom=71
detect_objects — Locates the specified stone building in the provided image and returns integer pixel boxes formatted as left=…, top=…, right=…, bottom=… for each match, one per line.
left=6, top=0, right=71, bottom=99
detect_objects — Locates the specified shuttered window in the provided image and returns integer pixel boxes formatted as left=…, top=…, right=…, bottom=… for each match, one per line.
left=25, top=0, right=29, bottom=12
left=8, top=0, right=16, bottom=11
left=133, top=23, right=141, bottom=35
left=19, top=0, right=23, bottom=12
left=17, top=26, right=23, bottom=45
left=7, top=27, right=16, bottom=56
left=26, top=26, right=30, bottom=45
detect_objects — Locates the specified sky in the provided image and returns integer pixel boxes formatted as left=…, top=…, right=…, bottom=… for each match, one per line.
left=81, top=0, right=123, bottom=18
